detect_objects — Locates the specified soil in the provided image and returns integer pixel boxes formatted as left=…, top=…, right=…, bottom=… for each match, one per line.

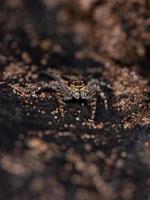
left=0, top=0, right=149, bottom=200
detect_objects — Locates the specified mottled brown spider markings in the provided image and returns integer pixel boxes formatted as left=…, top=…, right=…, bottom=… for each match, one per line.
left=37, top=74, right=110, bottom=122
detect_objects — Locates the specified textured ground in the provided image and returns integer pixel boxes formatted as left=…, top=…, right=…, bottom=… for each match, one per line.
left=0, top=0, right=150, bottom=200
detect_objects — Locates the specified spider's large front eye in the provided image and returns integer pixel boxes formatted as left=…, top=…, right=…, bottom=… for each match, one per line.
left=74, top=82, right=78, bottom=86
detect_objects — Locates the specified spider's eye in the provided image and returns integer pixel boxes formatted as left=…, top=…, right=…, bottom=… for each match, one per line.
left=74, top=82, right=78, bottom=86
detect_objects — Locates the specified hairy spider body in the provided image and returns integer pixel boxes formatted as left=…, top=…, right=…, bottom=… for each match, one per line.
left=37, top=74, right=109, bottom=121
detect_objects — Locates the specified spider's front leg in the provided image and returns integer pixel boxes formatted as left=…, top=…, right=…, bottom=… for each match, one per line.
left=99, top=80, right=111, bottom=89
left=89, top=79, right=108, bottom=110
left=90, top=94, right=97, bottom=122
left=36, top=81, right=58, bottom=93
left=97, top=87, right=108, bottom=110
left=86, top=79, right=108, bottom=121
left=56, top=89, right=65, bottom=117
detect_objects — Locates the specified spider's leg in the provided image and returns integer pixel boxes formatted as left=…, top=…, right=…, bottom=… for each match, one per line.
left=97, top=87, right=108, bottom=109
left=51, top=73, right=66, bottom=85
left=84, top=79, right=98, bottom=121
left=87, top=79, right=108, bottom=110
left=36, top=81, right=58, bottom=93
left=53, top=74, right=72, bottom=100
left=90, top=95, right=97, bottom=122
left=56, top=89, right=65, bottom=117
left=99, top=81, right=111, bottom=89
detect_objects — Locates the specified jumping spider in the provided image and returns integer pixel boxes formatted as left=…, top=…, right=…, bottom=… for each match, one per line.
left=37, top=73, right=110, bottom=122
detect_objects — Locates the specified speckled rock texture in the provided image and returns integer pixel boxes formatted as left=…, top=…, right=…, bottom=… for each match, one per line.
left=0, top=1, right=149, bottom=200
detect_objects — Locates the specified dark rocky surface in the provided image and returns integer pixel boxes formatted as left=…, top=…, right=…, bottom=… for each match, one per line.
left=0, top=1, right=149, bottom=200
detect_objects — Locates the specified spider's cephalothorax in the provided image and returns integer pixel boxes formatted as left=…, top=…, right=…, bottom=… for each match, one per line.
left=37, top=74, right=110, bottom=121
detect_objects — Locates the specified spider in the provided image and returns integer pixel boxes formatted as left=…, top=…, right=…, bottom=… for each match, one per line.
left=37, top=73, right=110, bottom=122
